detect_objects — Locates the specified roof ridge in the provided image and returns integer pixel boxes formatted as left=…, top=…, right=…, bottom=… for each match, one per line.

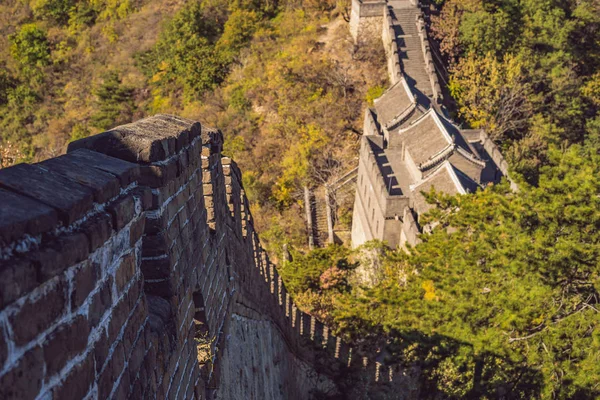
left=418, top=143, right=455, bottom=171
left=385, top=103, right=417, bottom=131
left=455, top=145, right=486, bottom=167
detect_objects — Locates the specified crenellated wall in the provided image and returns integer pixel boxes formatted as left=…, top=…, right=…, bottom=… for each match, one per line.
left=0, top=115, right=416, bottom=399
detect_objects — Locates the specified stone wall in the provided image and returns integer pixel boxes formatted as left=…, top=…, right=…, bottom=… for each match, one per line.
left=349, top=0, right=386, bottom=40
left=0, top=115, right=411, bottom=399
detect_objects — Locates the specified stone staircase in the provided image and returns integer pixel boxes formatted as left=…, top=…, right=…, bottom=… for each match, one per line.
left=312, top=192, right=329, bottom=247
left=389, top=6, right=434, bottom=98
left=310, top=169, right=359, bottom=247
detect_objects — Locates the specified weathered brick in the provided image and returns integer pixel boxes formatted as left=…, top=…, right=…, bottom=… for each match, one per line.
left=0, top=346, right=43, bottom=400
left=0, top=323, right=7, bottom=369
left=128, top=333, right=146, bottom=384
left=108, top=195, right=135, bottom=231
left=65, top=149, right=140, bottom=186
left=94, top=330, right=110, bottom=372
left=34, top=232, right=90, bottom=281
left=108, top=296, right=131, bottom=343
left=141, top=257, right=171, bottom=280
left=114, top=365, right=131, bottom=399
left=132, top=186, right=153, bottom=210
left=127, top=277, right=143, bottom=310
left=131, top=378, right=144, bottom=400
left=98, top=342, right=125, bottom=399
left=8, top=278, right=66, bottom=346
left=0, top=163, right=95, bottom=225
left=40, top=154, right=121, bottom=204
left=142, top=233, right=168, bottom=258
left=122, top=311, right=141, bottom=352
left=71, top=261, right=99, bottom=309
left=43, top=315, right=90, bottom=376
left=115, top=252, right=136, bottom=293
left=0, top=257, right=38, bottom=309
left=0, top=188, right=58, bottom=245
left=80, top=212, right=112, bottom=253
left=139, top=162, right=177, bottom=188
left=129, top=216, right=146, bottom=246
left=51, top=352, right=94, bottom=400
left=89, top=277, right=113, bottom=327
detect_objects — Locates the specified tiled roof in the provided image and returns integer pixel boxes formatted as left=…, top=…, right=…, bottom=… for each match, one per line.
left=373, top=79, right=416, bottom=129
left=410, top=161, right=479, bottom=214
left=399, top=110, right=453, bottom=166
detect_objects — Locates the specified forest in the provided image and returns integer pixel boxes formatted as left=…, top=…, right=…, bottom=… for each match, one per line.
left=0, top=0, right=599, bottom=398
left=0, top=0, right=384, bottom=252
left=279, top=0, right=600, bottom=398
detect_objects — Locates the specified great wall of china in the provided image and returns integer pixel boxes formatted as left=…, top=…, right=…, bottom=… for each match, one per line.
left=0, top=114, right=418, bottom=399
left=0, top=1, right=508, bottom=399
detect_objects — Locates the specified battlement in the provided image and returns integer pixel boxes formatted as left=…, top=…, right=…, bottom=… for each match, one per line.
left=351, top=2, right=509, bottom=250
left=0, top=115, right=414, bottom=399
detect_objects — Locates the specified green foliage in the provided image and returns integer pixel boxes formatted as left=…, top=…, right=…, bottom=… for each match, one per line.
left=365, top=85, right=385, bottom=106
left=279, top=244, right=357, bottom=321
left=281, top=245, right=353, bottom=293
left=67, top=1, right=99, bottom=32
left=31, top=0, right=75, bottom=25
left=275, top=124, right=328, bottom=205
left=69, top=123, right=90, bottom=142
left=434, top=0, right=600, bottom=184
left=216, top=9, right=261, bottom=63
left=91, top=71, right=135, bottom=130
left=311, top=144, right=600, bottom=398
left=459, top=8, right=516, bottom=57
left=9, top=24, right=50, bottom=81
left=145, top=1, right=227, bottom=100
left=0, top=69, right=17, bottom=106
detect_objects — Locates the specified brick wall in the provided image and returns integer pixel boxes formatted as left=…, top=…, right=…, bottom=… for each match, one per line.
left=0, top=115, right=411, bottom=400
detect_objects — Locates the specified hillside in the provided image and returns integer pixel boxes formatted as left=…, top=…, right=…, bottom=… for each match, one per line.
left=0, top=0, right=386, bottom=254
left=1, top=0, right=599, bottom=398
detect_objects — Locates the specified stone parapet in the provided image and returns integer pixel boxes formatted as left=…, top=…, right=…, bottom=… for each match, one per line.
left=0, top=114, right=408, bottom=400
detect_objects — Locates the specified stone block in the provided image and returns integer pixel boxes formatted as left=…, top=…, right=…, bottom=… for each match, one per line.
left=94, top=330, right=110, bottom=372
left=35, top=232, right=90, bottom=281
left=0, top=256, right=38, bottom=309
left=129, top=216, right=146, bottom=246
left=66, top=149, right=140, bottom=186
left=80, top=212, right=113, bottom=253
left=0, top=345, right=43, bottom=400
left=108, top=296, right=131, bottom=343
left=108, top=195, right=136, bottom=231
left=71, top=261, right=99, bottom=309
left=127, top=331, right=146, bottom=383
left=40, top=154, right=121, bottom=203
left=0, top=323, right=6, bottom=368
left=115, top=252, right=136, bottom=293
left=51, top=352, right=94, bottom=400
left=43, top=315, right=90, bottom=375
left=132, top=186, right=153, bottom=210
left=0, top=188, right=58, bottom=245
left=0, top=163, right=93, bottom=226
left=145, top=278, right=176, bottom=298
left=141, top=257, right=171, bottom=280
left=89, top=277, right=113, bottom=327
left=98, top=341, right=125, bottom=399
left=8, top=278, right=66, bottom=346
left=142, top=233, right=168, bottom=258
left=114, top=366, right=131, bottom=399
left=139, top=161, right=178, bottom=188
